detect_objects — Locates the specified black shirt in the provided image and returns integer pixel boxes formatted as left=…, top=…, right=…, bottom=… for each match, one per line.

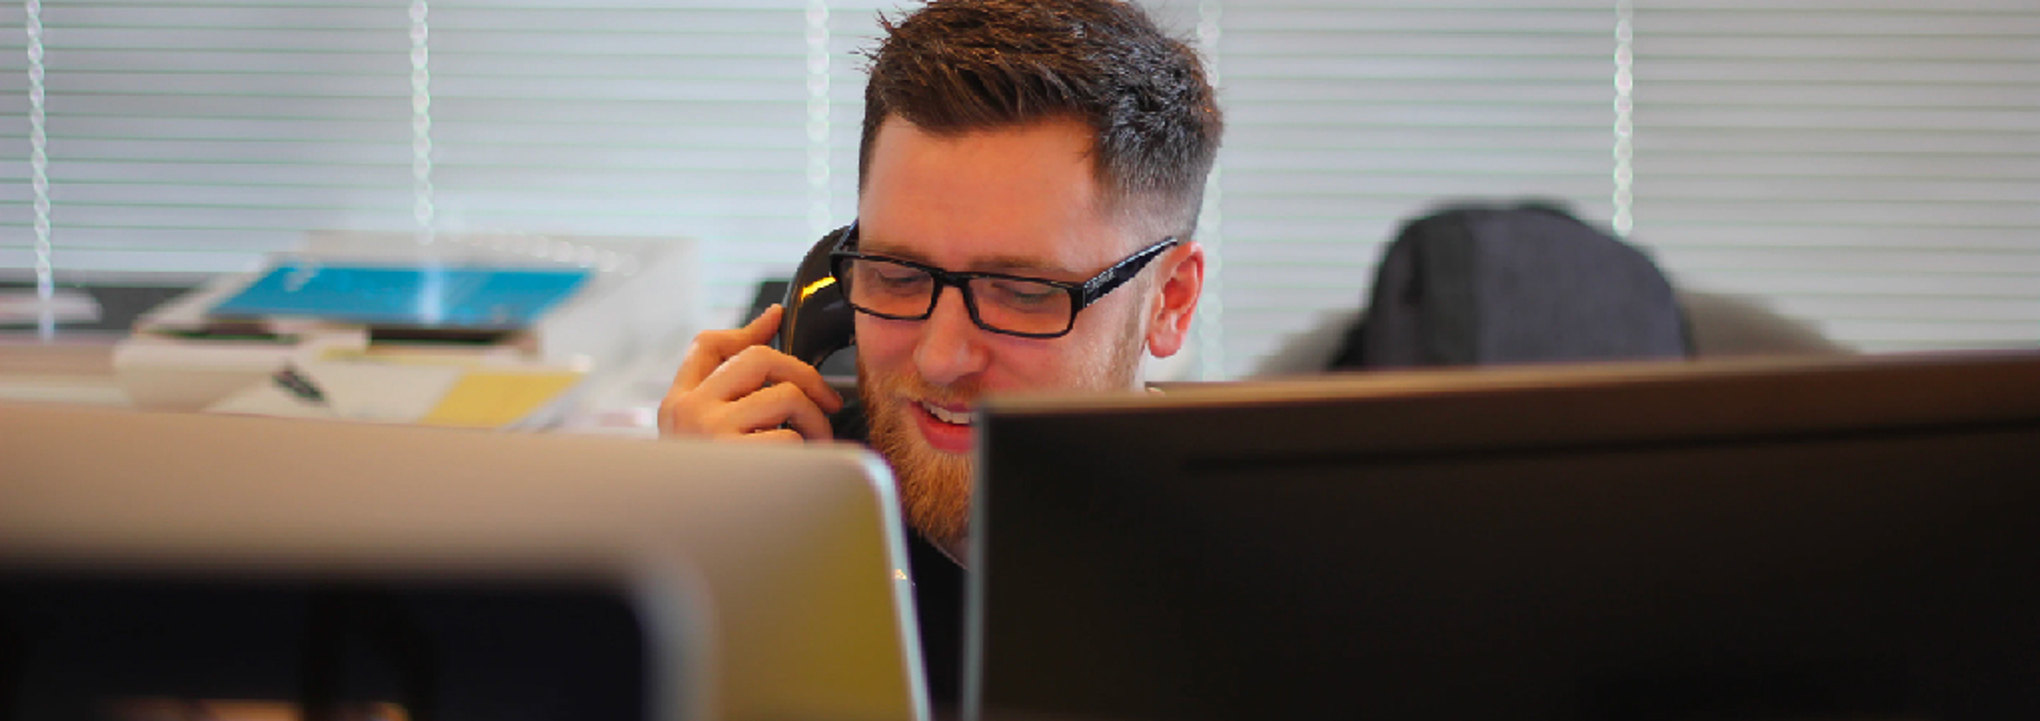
left=831, top=397, right=966, bottom=716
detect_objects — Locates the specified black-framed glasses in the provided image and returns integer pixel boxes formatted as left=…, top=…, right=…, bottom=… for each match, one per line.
left=827, top=222, right=1179, bottom=339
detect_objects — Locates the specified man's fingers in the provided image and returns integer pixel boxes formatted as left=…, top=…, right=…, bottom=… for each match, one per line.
left=694, top=345, right=844, bottom=414
left=671, top=304, right=785, bottom=390
left=671, top=334, right=740, bottom=391
left=658, top=392, right=711, bottom=436
left=728, top=428, right=806, bottom=444
left=714, top=382, right=836, bottom=442
left=658, top=305, right=850, bottom=443
left=733, top=302, right=786, bottom=347
left=661, top=382, right=834, bottom=441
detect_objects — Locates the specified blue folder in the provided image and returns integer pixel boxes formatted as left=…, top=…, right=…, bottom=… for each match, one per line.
left=209, top=262, right=592, bottom=330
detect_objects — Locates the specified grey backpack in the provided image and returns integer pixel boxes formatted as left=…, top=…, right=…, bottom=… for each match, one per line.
left=1332, top=202, right=1691, bottom=369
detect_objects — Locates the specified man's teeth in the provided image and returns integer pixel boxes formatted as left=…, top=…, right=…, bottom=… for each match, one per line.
left=921, top=401, right=971, bottom=425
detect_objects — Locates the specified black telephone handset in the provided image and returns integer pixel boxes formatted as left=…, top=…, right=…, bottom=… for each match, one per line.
left=773, top=224, right=858, bottom=368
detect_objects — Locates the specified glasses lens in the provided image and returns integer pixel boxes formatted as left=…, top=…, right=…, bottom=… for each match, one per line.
left=968, top=276, right=1073, bottom=335
left=842, top=257, right=935, bottom=318
left=838, top=256, right=1076, bottom=336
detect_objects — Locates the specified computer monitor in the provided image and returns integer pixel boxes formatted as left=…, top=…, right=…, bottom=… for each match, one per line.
left=969, top=352, right=2040, bottom=721
left=0, top=402, right=927, bottom=721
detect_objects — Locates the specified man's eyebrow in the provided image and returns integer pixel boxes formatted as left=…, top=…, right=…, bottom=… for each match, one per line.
left=860, top=242, right=1078, bottom=277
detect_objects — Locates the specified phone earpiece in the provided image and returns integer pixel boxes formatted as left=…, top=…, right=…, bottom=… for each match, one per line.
left=775, top=224, right=858, bottom=368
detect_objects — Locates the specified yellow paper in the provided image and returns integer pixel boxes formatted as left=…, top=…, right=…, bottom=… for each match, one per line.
left=418, top=369, right=584, bottom=428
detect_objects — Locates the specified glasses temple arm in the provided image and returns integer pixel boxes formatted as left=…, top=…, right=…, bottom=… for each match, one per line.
left=1080, top=238, right=1179, bottom=305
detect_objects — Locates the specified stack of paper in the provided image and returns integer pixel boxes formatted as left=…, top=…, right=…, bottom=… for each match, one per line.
left=205, top=348, right=587, bottom=430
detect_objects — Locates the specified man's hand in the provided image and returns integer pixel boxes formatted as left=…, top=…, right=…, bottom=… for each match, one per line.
left=658, top=304, right=846, bottom=443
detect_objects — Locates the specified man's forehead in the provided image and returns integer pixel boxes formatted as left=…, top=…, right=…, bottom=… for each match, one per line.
left=857, top=116, right=1136, bottom=277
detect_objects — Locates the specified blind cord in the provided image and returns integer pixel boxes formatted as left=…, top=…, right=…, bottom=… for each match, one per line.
left=26, top=0, right=53, bottom=340
left=410, top=0, right=436, bottom=245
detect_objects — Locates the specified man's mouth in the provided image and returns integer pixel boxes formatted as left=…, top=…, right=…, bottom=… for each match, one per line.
left=920, top=400, right=972, bottom=426
left=910, top=398, right=976, bottom=454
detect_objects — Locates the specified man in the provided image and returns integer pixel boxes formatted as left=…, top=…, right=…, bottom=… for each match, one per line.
left=659, top=0, right=1221, bottom=708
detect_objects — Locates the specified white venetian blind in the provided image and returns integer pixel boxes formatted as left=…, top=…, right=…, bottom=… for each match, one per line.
left=825, top=0, right=887, bottom=242
left=1212, top=0, right=1617, bottom=377
left=0, top=0, right=831, bottom=326
left=5, top=1, right=2034, bottom=364
left=0, top=3, right=30, bottom=266
left=427, top=0, right=813, bottom=320
left=1628, top=0, right=2040, bottom=353
left=1, top=1, right=415, bottom=274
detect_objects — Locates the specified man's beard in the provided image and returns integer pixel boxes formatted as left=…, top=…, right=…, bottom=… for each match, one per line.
left=861, top=368, right=979, bottom=557
left=857, top=302, right=1149, bottom=559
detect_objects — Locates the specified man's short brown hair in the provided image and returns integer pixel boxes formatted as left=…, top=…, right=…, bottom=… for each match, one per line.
left=858, top=0, right=1224, bottom=237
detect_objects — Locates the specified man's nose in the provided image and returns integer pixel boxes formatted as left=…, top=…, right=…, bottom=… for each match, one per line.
left=913, top=286, right=989, bottom=386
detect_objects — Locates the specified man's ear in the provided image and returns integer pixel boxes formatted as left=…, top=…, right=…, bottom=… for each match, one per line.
left=1145, top=241, right=1204, bottom=358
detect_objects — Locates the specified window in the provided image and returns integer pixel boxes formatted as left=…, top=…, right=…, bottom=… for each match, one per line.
left=5, top=0, right=2034, bottom=374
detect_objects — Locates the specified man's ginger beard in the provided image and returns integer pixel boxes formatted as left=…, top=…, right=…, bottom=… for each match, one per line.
left=859, top=296, right=1150, bottom=555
